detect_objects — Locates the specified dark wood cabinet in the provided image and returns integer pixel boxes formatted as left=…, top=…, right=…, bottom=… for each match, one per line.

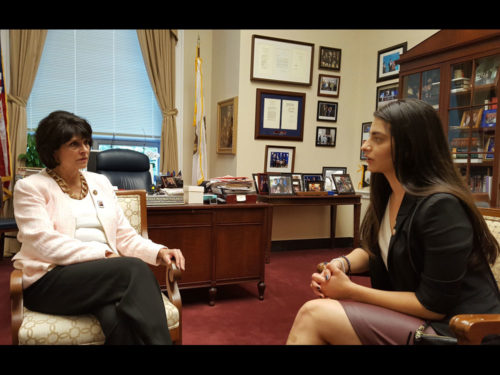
left=398, top=30, right=500, bottom=207
left=146, top=203, right=270, bottom=305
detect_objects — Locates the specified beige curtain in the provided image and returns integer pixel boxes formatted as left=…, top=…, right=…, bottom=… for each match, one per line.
left=137, top=29, right=179, bottom=175
left=5, top=29, right=47, bottom=256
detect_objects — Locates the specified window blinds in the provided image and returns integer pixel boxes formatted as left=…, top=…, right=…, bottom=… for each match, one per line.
left=27, top=30, right=162, bottom=140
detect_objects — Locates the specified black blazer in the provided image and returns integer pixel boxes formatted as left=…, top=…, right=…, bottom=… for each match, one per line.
left=369, top=193, right=500, bottom=336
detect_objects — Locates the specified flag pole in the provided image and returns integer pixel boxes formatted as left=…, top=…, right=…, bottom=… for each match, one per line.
left=197, top=35, right=200, bottom=58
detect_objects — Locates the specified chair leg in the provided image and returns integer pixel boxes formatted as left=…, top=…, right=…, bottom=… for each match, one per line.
left=0, top=232, right=5, bottom=260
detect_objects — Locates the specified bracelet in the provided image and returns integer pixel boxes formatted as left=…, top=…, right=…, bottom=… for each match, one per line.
left=330, top=257, right=345, bottom=273
left=340, top=255, right=351, bottom=276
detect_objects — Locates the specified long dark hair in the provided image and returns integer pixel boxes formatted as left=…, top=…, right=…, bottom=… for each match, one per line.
left=360, top=99, right=499, bottom=267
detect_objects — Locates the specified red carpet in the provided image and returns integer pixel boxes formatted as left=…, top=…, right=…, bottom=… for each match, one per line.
left=180, top=248, right=370, bottom=345
left=0, top=248, right=370, bottom=345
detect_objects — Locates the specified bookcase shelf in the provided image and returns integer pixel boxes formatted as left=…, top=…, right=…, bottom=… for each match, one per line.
left=398, top=30, right=500, bottom=207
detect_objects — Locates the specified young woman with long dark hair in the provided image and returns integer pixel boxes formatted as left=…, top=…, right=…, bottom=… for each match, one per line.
left=286, top=99, right=500, bottom=345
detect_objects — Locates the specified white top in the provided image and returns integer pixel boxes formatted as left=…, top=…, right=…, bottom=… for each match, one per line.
left=68, top=193, right=116, bottom=255
left=378, top=200, right=392, bottom=269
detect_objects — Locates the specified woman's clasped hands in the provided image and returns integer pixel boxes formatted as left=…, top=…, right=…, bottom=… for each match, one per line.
left=311, top=260, right=353, bottom=300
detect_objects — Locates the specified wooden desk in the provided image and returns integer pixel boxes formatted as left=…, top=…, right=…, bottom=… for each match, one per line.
left=257, top=194, right=361, bottom=262
left=146, top=203, right=271, bottom=305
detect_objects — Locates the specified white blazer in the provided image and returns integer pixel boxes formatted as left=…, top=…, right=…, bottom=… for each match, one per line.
left=12, top=169, right=164, bottom=288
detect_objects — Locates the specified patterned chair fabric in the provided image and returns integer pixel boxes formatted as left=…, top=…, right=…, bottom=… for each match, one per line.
left=16, top=190, right=179, bottom=345
left=482, top=215, right=500, bottom=288
left=19, top=294, right=179, bottom=345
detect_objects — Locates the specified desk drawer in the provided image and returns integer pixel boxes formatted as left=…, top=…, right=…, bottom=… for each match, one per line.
left=148, top=210, right=212, bottom=226
left=215, top=207, right=265, bottom=224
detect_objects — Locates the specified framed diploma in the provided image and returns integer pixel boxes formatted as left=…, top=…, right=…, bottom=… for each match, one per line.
left=251, top=35, right=314, bottom=86
left=255, top=88, right=306, bottom=141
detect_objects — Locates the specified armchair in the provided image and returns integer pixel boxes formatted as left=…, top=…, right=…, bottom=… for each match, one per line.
left=10, top=189, right=182, bottom=345
left=449, top=207, right=500, bottom=344
left=95, top=148, right=153, bottom=191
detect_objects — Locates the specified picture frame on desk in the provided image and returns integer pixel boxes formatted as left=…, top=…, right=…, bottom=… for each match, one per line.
left=306, top=180, right=324, bottom=192
left=292, top=173, right=304, bottom=193
left=253, top=173, right=269, bottom=194
left=332, top=174, right=355, bottom=194
left=268, top=173, right=294, bottom=196
left=322, top=166, right=347, bottom=193
left=302, top=173, right=323, bottom=191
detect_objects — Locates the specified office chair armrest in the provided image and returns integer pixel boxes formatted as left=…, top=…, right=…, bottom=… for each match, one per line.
left=10, top=269, right=24, bottom=345
left=450, top=314, right=500, bottom=344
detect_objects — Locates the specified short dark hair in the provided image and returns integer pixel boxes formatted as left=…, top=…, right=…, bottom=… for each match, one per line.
left=35, top=110, right=93, bottom=169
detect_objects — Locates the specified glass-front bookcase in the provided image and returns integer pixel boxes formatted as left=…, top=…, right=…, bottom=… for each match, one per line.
left=448, top=55, right=499, bottom=202
left=398, top=30, right=500, bottom=206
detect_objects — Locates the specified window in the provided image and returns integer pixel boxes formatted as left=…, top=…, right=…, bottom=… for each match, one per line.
left=27, top=29, right=162, bottom=176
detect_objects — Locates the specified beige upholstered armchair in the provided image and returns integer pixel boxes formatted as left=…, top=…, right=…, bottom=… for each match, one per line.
left=10, top=189, right=182, bottom=345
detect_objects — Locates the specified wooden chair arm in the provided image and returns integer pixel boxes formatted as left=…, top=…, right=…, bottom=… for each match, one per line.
left=165, top=263, right=182, bottom=313
left=450, top=314, right=500, bottom=345
left=10, top=269, right=24, bottom=345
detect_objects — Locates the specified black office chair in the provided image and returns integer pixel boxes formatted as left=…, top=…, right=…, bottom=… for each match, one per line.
left=95, top=149, right=153, bottom=191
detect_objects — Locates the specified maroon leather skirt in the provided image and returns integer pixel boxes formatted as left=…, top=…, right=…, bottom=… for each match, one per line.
left=339, top=300, right=436, bottom=345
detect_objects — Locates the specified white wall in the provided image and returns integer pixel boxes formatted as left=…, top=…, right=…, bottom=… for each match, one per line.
left=181, top=29, right=439, bottom=241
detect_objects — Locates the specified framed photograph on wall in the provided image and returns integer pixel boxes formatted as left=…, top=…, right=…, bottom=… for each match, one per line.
left=317, top=100, right=338, bottom=122
left=264, top=145, right=295, bottom=173
left=255, top=88, right=306, bottom=141
left=316, top=126, right=337, bottom=147
left=332, top=174, right=355, bottom=195
left=318, top=74, right=340, bottom=98
left=319, top=46, right=341, bottom=71
left=268, top=173, right=295, bottom=196
left=251, top=35, right=314, bottom=86
left=360, top=122, right=371, bottom=160
left=376, top=83, right=398, bottom=109
left=376, top=42, right=407, bottom=82
left=217, top=97, right=238, bottom=154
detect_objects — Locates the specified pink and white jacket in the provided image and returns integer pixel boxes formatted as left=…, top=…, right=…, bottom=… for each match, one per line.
left=12, top=169, right=164, bottom=289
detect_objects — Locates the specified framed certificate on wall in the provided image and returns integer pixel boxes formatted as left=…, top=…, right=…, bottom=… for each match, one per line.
left=251, top=35, right=314, bottom=86
left=255, top=88, right=305, bottom=141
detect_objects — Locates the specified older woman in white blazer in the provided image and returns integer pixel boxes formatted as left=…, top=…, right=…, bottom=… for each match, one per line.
left=12, top=110, right=185, bottom=345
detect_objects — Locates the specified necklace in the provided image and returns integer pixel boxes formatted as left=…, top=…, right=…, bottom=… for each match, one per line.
left=47, top=168, right=88, bottom=200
